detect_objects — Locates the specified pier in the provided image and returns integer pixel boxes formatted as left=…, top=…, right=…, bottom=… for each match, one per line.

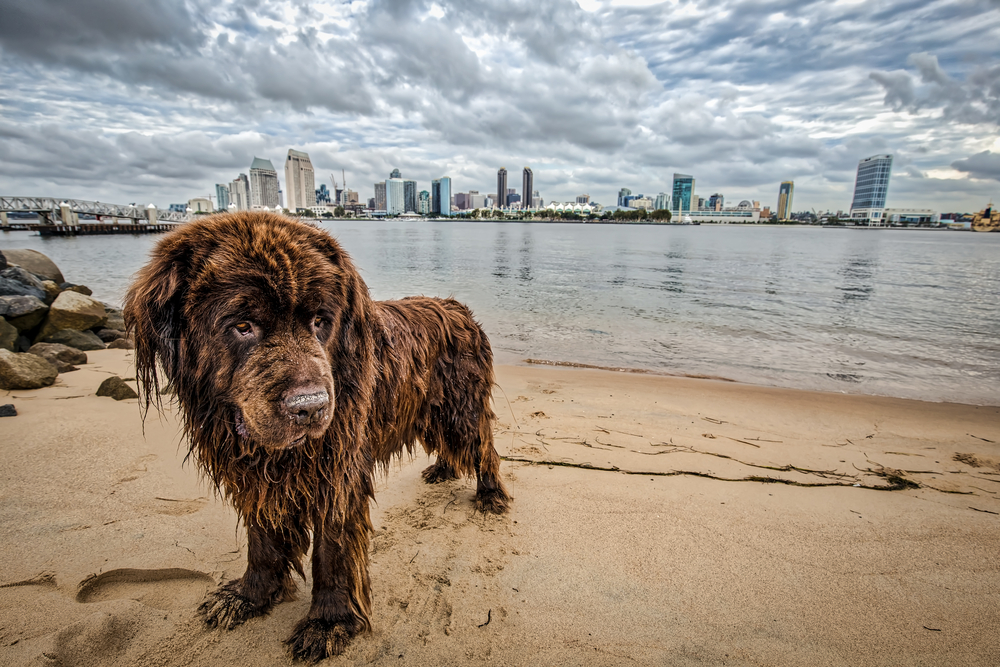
left=1, top=196, right=189, bottom=235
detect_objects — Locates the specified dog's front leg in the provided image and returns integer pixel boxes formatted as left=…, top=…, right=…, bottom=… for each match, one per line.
left=200, top=514, right=306, bottom=629
left=286, top=504, right=373, bottom=661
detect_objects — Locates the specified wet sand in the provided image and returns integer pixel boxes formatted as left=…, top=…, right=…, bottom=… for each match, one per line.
left=1, top=349, right=999, bottom=666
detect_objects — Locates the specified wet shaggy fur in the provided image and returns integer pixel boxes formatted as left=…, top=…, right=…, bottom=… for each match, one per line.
left=123, top=211, right=510, bottom=662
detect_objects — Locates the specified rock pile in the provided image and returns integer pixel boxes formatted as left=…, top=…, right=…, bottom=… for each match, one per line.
left=0, top=248, right=134, bottom=394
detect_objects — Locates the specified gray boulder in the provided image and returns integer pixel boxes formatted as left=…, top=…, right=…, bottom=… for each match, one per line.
left=96, top=376, right=138, bottom=400
left=0, top=404, right=15, bottom=417
left=0, top=318, right=17, bottom=352
left=28, top=342, right=87, bottom=372
left=0, top=269, right=47, bottom=301
left=96, top=328, right=126, bottom=342
left=35, top=290, right=108, bottom=342
left=0, top=349, right=58, bottom=389
left=0, top=249, right=64, bottom=284
left=0, top=295, right=49, bottom=331
left=107, top=337, right=134, bottom=350
left=41, top=329, right=106, bottom=351
left=62, top=284, right=94, bottom=297
left=103, top=309, right=125, bottom=331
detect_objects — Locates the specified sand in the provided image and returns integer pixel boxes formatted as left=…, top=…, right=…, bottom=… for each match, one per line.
left=1, top=349, right=999, bottom=666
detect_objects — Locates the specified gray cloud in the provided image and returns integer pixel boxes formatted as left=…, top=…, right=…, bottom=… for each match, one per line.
left=952, top=151, right=1000, bottom=181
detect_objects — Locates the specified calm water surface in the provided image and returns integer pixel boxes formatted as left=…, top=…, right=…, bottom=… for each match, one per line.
left=3, top=222, right=998, bottom=405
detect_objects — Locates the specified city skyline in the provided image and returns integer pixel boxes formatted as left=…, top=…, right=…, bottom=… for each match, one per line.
left=1, top=1, right=997, bottom=213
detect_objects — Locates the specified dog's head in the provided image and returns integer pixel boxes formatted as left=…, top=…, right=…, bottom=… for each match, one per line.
left=125, top=212, right=374, bottom=451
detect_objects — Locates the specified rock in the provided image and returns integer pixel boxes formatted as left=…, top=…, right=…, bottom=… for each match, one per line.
left=0, top=318, right=17, bottom=352
left=0, top=250, right=6, bottom=271
left=16, top=335, right=30, bottom=352
left=103, top=309, right=125, bottom=331
left=0, top=295, right=49, bottom=331
left=41, top=329, right=107, bottom=351
left=41, top=280, right=59, bottom=305
left=0, top=349, right=58, bottom=390
left=28, top=342, right=87, bottom=372
left=107, top=337, right=134, bottom=349
left=35, top=290, right=108, bottom=341
left=96, top=376, right=138, bottom=400
left=96, top=328, right=126, bottom=342
left=64, top=284, right=94, bottom=297
left=0, top=249, right=64, bottom=284
left=0, top=271, right=47, bottom=301
left=0, top=404, right=16, bottom=417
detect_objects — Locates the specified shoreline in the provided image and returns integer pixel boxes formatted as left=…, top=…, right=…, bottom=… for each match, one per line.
left=2, top=349, right=999, bottom=665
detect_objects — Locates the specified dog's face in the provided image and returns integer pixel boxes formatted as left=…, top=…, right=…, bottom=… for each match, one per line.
left=126, top=213, right=369, bottom=452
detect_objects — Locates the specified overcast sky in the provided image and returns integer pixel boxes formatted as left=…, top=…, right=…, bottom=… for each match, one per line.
left=1, top=0, right=998, bottom=212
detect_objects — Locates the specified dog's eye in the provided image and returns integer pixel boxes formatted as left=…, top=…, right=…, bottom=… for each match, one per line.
left=234, top=322, right=253, bottom=336
left=313, top=316, right=326, bottom=329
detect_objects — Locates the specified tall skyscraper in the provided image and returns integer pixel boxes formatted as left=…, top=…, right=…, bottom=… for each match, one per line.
left=374, top=182, right=386, bottom=211
left=418, top=190, right=430, bottom=214
left=249, top=157, right=280, bottom=209
left=777, top=181, right=794, bottom=220
left=497, top=168, right=507, bottom=209
left=215, top=184, right=230, bottom=211
left=229, top=173, right=250, bottom=211
left=708, top=193, right=724, bottom=211
left=386, top=177, right=405, bottom=215
left=316, top=184, right=331, bottom=204
left=618, top=188, right=632, bottom=207
left=522, top=167, right=533, bottom=210
left=432, top=177, right=452, bottom=216
left=653, top=192, right=670, bottom=210
left=284, top=149, right=316, bottom=212
left=671, top=174, right=695, bottom=215
left=404, top=180, right=417, bottom=213
left=850, top=155, right=893, bottom=212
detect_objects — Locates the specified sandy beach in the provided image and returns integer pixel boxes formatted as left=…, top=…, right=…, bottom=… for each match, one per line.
left=1, top=349, right=999, bottom=666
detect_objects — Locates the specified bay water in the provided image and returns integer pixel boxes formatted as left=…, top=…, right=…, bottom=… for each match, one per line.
left=3, top=221, right=998, bottom=405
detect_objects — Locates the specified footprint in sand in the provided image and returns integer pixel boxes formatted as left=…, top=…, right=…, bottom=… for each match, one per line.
left=76, top=568, right=213, bottom=611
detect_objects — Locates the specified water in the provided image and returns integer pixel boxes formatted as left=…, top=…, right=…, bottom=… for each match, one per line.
left=3, top=222, right=998, bottom=405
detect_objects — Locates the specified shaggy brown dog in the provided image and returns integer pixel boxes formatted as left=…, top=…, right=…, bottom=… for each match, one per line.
left=124, top=211, right=510, bottom=661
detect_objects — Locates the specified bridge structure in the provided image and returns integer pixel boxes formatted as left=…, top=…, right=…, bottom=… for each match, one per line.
left=0, top=196, right=190, bottom=226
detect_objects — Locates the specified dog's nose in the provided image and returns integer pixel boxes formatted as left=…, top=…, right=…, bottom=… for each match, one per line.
left=283, top=388, right=329, bottom=425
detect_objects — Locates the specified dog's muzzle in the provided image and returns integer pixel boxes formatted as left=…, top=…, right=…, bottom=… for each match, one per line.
left=283, top=389, right=330, bottom=426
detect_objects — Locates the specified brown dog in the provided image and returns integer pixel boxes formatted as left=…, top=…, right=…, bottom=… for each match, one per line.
left=124, top=211, right=510, bottom=661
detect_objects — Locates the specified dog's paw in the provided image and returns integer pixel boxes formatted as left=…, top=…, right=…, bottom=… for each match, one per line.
left=475, top=487, right=512, bottom=515
left=198, top=581, right=269, bottom=630
left=285, top=616, right=364, bottom=662
left=421, top=459, right=458, bottom=484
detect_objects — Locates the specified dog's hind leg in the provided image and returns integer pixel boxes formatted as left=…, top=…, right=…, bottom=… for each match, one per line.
left=200, top=515, right=307, bottom=630
left=419, top=424, right=459, bottom=483
left=472, top=417, right=512, bottom=514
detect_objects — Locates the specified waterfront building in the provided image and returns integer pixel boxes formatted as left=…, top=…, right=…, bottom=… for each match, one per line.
left=533, top=191, right=543, bottom=208
left=522, top=167, right=534, bottom=210
left=168, top=203, right=187, bottom=213
left=849, top=155, right=893, bottom=224
left=469, top=192, right=489, bottom=209
left=374, top=182, right=386, bottom=212
left=546, top=202, right=595, bottom=215
left=215, top=184, right=230, bottom=211
left=341, top=189, right=359, bottom=205
left=432, top=177, right=452, bottom=216
left=368, top=197, right=376, bottom=210
left=454, top=193, right=469, bottom=210
left=689, top=209, right=761, bottom=223
left=316, top=183, right=331, bottom=205
left=249, top=157, right=280, bottom=209
left=188, top=197, right=212, bottom=213
left=284, top=149, right=316, bottom=212
left=671, top=174, right=694, bottom=215
left=497, top=168, right=507, bottom=209
left=653, top=193, right=670, bottom=210
left=386, top=178, right=405, bottom=215
left=708, top=193, right=724, bottom=211
left=576, top=194, right=591, bottom=205
left=404, top=180, right=417, bottom=213
left=777, top=181, right=794, bottom=220
left=631, top=196, right=654, bottom=210
left=229, top=173, right=250, bottom=211
left=418, top=190, right=431, bottom=214
left=618, top=188, right=632, bottom=207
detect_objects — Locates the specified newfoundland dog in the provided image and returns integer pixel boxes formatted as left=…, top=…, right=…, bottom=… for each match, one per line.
left=124, top=211, right=510, bottom=661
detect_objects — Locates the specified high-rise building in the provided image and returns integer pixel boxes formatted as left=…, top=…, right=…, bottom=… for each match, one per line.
left=249, top=157, right=280, bottom=209
left=418, top=190, right=430, bottom=214
left=671, top=174, right=695, bottom=215
left=341, top=190, right=358, bottom=205
left=454, top=193, right=469, bottom=210
left=576, top=194, right=590, bottom=204
left=404, top=180, right=417, bottom=213
left=316, top=184, right=331, bottom=204
left=215, top=184, right=230, bottom=211
left=284, top=149, right=316, bottom=212
left=432, top=177, right=452, bottom=216
left=618, top=188, right=632, bottom=207
left=522, top=167, right=534, bottom=210
left=497, top=168, right=507, bottom=209
left=653, top=192, right=670, bottom=210
left=229, top=173, right=250, bottom=211
left=777, top=181, right=794, bottom=220
left=386, top=178, right=405, bottom=215
left=708, top=193, right=724, bottom=211
left=368, top=197, right=376, bottom=210
left=374, top=182, right=386, bottom=211
left=390, top=168, right=401, bottom=179
left=851, top=155, right=893, bottom=212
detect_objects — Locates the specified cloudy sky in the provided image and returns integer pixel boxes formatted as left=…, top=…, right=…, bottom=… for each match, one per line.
left=1, top=0, right=998, bottom=212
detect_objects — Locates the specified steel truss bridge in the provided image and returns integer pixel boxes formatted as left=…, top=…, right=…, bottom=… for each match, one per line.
left=0, top=196, right=189, bottom=224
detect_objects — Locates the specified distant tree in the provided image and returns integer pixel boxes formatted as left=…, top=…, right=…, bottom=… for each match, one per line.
left=334, top=206, right=345, bottom=217
left=298, top=208, right=316, bottom=218
left=650, top=209, right=672, bottom=222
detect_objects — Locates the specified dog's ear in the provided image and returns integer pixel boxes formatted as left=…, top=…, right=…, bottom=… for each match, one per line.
left=123, top=244, right=188, bottom=412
